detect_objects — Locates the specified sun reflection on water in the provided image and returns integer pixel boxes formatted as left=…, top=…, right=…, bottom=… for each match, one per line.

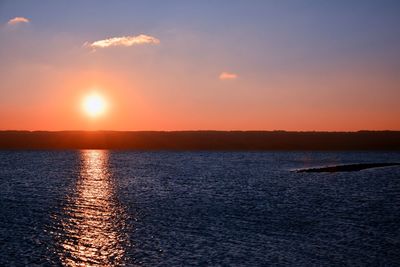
left=55, top=150, right=129, bottom=266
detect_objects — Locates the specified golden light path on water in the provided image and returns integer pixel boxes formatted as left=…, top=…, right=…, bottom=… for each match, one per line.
left=55, top=150, right=129, bottom=266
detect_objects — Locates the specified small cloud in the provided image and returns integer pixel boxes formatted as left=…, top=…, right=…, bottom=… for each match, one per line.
left=219, top=72, right=238, bottom=80
left=85, top=34, right=160, bottom=50
left=7, top=17, right=30, bottom=25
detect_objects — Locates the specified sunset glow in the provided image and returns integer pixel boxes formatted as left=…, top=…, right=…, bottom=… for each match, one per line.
left=0, top=1, right=399, bottom=131
left=83, top=93, right=107, bottom=118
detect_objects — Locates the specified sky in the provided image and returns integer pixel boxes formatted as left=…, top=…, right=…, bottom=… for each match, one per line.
left=0, top=0, right=399, bottom=131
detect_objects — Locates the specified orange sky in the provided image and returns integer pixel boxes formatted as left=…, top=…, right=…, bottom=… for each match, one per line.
left=0, top=1, right=399, bottom=131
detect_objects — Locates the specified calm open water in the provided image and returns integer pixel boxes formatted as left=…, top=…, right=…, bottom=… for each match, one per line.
left=0, top=151, right=400, bottom=266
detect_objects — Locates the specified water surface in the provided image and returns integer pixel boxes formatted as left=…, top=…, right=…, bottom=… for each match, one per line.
left=0, top=151, right=399, bottom=266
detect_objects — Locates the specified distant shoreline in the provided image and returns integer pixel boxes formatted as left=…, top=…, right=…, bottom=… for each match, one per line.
left=0, top=131, right=399, bottom=150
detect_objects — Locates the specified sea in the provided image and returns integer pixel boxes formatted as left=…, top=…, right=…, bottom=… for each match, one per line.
left=0, top=151, right=399, bottom=266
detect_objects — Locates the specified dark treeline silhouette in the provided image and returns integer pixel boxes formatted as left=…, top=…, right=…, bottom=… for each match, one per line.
left=0, top=131, right=399, bottom=150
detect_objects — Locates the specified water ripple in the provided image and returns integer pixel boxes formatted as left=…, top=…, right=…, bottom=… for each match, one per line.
left=51, top=150, right=130, bottom=266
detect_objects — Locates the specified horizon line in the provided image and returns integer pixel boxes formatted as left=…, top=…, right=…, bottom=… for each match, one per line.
left=1, top=130, right=399, bottom=133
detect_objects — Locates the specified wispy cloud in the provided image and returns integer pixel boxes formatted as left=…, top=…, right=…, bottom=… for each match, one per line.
left=7, top=17, right=30, bottom=25
left=219, top=72, right=238, bottom=80
left=85, top=34, right=160, bottom=50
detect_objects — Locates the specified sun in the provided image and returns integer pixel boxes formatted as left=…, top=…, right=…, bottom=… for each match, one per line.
left=82, top=92, right=107, bottom=117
